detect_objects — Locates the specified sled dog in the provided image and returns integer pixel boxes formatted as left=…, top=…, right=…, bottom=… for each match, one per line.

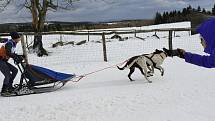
left=117, top=49, right=168, bottom=83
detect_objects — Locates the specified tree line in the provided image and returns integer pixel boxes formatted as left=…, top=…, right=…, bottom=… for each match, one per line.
left=154, top=4, right=215, bottom=24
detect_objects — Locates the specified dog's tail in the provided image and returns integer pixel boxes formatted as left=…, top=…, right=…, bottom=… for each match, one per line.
left=117, top=56, right=140, bottom=70
left=117, top=59, right=131, bottom=70
left=117, top=65, right=125, bottom=70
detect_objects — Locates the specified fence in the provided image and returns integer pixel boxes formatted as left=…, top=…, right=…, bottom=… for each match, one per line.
left=0, top=27, right=193, bottom=67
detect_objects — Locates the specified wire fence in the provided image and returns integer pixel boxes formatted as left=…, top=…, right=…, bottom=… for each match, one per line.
left=23, top=28, right=191, bottom=65
left=1, top=27, right=194, bottom=67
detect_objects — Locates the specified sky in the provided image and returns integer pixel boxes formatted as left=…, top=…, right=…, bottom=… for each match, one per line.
left=0, top=0, right=214, bottom=23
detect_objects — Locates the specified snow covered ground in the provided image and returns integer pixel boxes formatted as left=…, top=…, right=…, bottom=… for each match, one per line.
left=1, top=22, right=215, bottom=121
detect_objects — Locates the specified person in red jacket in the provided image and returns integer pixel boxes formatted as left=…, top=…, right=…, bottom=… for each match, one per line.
left=0, top=32, right=23, bottom=96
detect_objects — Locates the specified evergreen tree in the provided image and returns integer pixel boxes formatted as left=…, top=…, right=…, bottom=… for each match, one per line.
left=192, top=8, right=196, bottom=12
left=202, top=8, right=206, bottom=13
left=207, top=11, right=212, bottom=15
left=212, top=4, right=215, bottom=15
left=197, top=6, right=201, bottom=12
left=154, top=12, right=162, bottom=24
left=163, top=12, right=169, bottom=23
left=177, top=11, right=181, bottom=15
left=187, top=5, right=192, bottom=13
left=173, top=10, right=177, bottom=16
left=153, top=4, right=215, bottom=24
left=182, top=8, right=187, bottom=15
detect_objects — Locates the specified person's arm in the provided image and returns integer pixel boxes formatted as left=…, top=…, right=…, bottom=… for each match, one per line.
left=184, top=52, right=215, bottom=68
left=5, top=42, right=17, bottom=59
left=163, top=48, right=215, bottom=68
left=5, top=42, right=24, bottom=64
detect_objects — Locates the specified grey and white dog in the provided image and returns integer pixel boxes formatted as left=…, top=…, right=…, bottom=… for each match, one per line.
left=117, top=49, right=168, bottom=83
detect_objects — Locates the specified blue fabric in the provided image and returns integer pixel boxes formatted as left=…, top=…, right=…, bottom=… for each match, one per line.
left=0, top=38, right=8, bottom=43
left=197, top=17, right=215, bottom=54
left=184, top=17, right=215, bottom=68
left=184, top=52, right=215, bottom=68
left=30, top=65, right=75, bottom=81
left=6, top=39, right=16, bottom=47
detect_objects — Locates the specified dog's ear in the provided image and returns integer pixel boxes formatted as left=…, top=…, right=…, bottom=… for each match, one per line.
left=154, top=49, right=159, bottom=53
left=163, top=48, right=171, bottom=56
left=154, top=49, right=162, bottom=54
left=163, top=48, right=168, bottom=52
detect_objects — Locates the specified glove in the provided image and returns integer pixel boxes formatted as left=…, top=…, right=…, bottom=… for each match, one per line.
left=17, top=54, right=25, bottom=59
left=163, top=48, right=185, bottom=58
left=176, top=48, right=185, bottom=59
left=13, top=55, right=24, bottom=64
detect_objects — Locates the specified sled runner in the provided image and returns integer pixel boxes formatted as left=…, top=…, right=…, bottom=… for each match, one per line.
left=2, top=60, right=75, bottom=97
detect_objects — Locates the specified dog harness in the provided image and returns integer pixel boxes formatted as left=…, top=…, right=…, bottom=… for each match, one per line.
left=143, top=54, right=157, bottom=67
left=143, top=52, right=167, bottom=67
left=159, top=52, right=167, bottom=59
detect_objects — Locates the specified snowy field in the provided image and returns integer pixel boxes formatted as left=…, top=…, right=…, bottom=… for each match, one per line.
left=1, top=22, right=215, bottom=121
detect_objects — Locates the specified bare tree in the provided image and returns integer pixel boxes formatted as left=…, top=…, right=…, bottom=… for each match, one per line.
left=0, top=0, right=11, bottom=11
left=1, top=0, right=79, bottom=56
left=25, top=0, right=79, bottom=56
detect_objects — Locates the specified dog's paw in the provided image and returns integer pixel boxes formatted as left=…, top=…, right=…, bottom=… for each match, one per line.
left=147, top=72, right=153, bottom=77
left=147, top=75, right=152, bottom=77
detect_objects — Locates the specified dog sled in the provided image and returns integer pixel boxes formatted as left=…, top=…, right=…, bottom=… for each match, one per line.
left=4, top=59, right=75, bottom=97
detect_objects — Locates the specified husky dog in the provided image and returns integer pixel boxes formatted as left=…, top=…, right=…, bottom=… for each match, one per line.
left=117, top=49, right=168, bottom=83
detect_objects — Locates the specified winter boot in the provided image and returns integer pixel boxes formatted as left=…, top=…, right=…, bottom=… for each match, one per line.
left=9, top=84, right=16, bottom=91
left=1, top=84, right=15, bottom=96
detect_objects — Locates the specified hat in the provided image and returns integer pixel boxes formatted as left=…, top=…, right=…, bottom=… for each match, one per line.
left=10, top=32, right=20, bottom=39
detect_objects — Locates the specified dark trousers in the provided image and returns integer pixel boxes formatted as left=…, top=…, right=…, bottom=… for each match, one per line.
left=0, top=60, right=18, bottom=87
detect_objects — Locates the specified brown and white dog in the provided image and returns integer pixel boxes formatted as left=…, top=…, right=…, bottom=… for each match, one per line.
left=117, top=49, right=168, bottom=83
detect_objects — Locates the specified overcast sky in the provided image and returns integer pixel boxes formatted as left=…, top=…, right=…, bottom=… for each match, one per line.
left=0, top=0, right=214, bottom=23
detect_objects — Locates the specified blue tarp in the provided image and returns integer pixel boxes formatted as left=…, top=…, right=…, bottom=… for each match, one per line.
left=29, top=64, right=75, bottom=82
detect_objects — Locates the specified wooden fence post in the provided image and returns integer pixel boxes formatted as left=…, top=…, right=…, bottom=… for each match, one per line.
left=134, top=30, right=136, bottom=37
left=102, top=32, right=107, bottom=62
left=60, top=34, right=63, bottom=41
left=25, top=35, right=29, bottom=49
left=21, top=35, right=28, bottom=64
left=88, top=31, right=90, bottom=42
left=168, top=30, right=173, bottom=57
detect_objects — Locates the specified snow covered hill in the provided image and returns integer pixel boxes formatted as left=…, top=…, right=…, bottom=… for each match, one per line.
left=0, top=22, right=215, bottom=121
